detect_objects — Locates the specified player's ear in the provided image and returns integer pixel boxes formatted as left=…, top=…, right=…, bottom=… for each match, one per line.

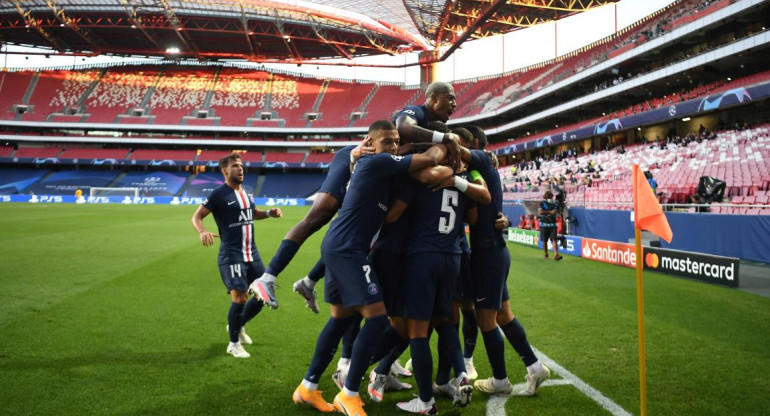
left=364, top=135, right=373, bottom=146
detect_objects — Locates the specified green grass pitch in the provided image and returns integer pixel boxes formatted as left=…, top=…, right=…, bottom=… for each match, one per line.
left=0, top=204, right=768, bottom=415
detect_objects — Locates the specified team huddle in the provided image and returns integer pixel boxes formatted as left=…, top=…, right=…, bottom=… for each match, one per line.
left=192, top=82, right=550, bottom=415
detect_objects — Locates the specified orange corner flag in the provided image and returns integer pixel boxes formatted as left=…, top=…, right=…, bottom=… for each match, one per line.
left=633, top=165, right=673, bottom=243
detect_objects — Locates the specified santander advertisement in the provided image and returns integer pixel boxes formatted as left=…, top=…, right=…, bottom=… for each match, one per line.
left=581, top=238, right=637, bottom=268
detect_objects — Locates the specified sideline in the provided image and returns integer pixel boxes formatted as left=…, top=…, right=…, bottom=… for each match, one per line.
left=486, top=347, right=632, bottom=416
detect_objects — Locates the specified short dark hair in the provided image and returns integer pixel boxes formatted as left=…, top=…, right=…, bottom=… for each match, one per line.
left=369, top=120, right=397, bottom=134
left=451, top=127, right=473, bottom=146
left=466, top=125, right=487, bottom=150
left=219, top=153, right=242, bottom=168
left=425, top=82, right=452, bottom=99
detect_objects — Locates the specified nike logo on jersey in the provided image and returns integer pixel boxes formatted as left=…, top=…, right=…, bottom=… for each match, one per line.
left=476, top=298, right=486, bottom=303
left=228, top=201, right=237, bottom=205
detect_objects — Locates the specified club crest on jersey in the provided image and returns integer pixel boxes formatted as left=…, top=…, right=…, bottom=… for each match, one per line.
left=367, top=283, right=379, bottom=295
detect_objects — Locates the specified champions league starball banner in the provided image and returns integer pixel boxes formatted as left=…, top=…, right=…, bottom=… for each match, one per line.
left=495, top=82, right=770, bottom=156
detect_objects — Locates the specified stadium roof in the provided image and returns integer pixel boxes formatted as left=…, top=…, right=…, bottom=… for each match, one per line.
left=0, top=0, right=617, bottom=65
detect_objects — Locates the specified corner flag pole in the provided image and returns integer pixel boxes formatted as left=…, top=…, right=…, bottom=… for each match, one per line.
left=633, top=165, right=648, bottom=416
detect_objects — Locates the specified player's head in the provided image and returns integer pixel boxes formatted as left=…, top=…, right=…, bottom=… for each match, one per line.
left=367, top=120, right=400, bottom=155
left=544, top=190, right=554, bottom=200
left=219, top=153, right=244, bottom=185
left=451, top=127, right=473, bottom=148
left=466, top=125, right=487, bottom=150
left=425, top=82, right=456, bottom=123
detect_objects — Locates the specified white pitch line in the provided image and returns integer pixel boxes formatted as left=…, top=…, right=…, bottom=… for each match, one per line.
left=486, top=347, right=632, bottom=416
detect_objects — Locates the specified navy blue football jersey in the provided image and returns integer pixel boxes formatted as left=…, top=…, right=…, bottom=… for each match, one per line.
left=393, top=105, right=429, bottom=128
left=395, top=178, right=469, bottom=256
left=468, top=150, right=506, bottom=249
left=321, top=152, right=413, bottom=256
left=371, top=173, right=414, bottom=255
left=203, top=185, right=260, bottom=265
left=317, top=145, right=355, bottom=201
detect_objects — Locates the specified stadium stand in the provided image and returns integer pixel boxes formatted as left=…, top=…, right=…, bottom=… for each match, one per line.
left=0, top=146, right=14, bottom=157
left=58, top=148, right=130, bottom=160
left=312, top=80, right=375, bottom=128
left=0, top=71, right=36, bottom=120
left=184, top=172, right=258, bottom=197
left=353, top=84, right=419, bottom=127
left=271, top=74, right=324, bottom=128
left=259, top=172, right=325, bottom=198
left=264, top=151, right=306, bottom=163
left=14, top=147, right=62, bottom=159
left=209, top=68, right=271, bottom=126
left=129, top=149, right=196, bottom=162
left=21, top=70, right=76, bottom=122
left=0, top=167, right=51, bottom=194
left=502, top=124, right=770, bottom=213
left=83, top=66, right=161, bottom=123
left=196, top=150, right=240, bottom=163
left=112, top=171, right=190, bottom=196
left=148, top=68, right=213, bottom=125
left=304, top=151, right=336, bottom=164
left=24, top=170, right=120, bottom=195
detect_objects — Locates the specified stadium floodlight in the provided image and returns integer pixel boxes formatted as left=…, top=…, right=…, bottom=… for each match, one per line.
left=166, top=47, right=180, bottom=54
left=89, top=187, right=140, bottom=202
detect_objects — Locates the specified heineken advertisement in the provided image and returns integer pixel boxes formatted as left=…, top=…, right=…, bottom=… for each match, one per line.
left=507, top=228, right=539, bottom=247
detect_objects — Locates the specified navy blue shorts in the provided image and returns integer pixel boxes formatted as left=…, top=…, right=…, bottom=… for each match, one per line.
left=218, top=260, right=264, bottom=293
left=370, top=248, right=406, bottom=317
left=403, top=252, right=460, bottom=321
left=454, top=250, right=473, bottom=302
left=322, top=251, right=383, bottom=308
left=317, top=149, right=352, bottom=202
left=470, top=245, right=510, bottom=310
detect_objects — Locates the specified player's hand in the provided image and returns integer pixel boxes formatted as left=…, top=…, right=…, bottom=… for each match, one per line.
left=494, top=212, right=510, bottom=230
left=199, top=230, right=218, bottom=246
left=352, top=137, right=376, bottom=161
left=485, top=150, right=499, bottom=169
left=268, top=208, right=282, bottom=218
left=429, top=175, right=456, bottom=191
left=442, top=133, right=462, bottom=168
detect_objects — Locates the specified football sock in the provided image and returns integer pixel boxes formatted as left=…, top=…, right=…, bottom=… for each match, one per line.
left=340, top=314, right=362, bottom=359
left=227, top=302, right=245, bottom=343
left=301, top=379, right=318, bottom=390
left=409, top=337, right=434, bottom=403
left=370, top=326, right=407, bottom=372
left=265, top=239, right=300, bottom=276
left=435, top=345, right=451, bottom=386
left=240, top=297, right=264, bottom=325
left=500, top=318, right=538, bottom=367
left=435, top=321, right=467, bottom=379
left=344, top=315, right=388, bottom=392
left=461, top=308, right=478, bottom=358
left=481, top=327, right=508, bottom=380
left=307, top=259, right=325, bottom=283
left=304, top=316, right=355, bottom=383
left=373, top=336, right=409, bottom=374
